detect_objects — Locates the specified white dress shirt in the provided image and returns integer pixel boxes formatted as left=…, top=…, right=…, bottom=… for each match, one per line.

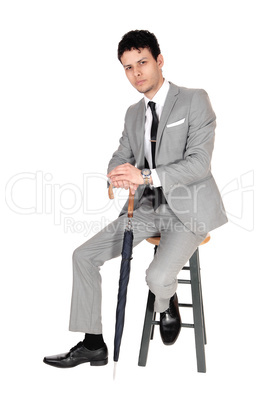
left=144, top=79, right=170, bottom=187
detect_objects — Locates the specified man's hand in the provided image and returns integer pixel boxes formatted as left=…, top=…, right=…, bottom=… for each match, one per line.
left=107, top=163, right=144, bottom=195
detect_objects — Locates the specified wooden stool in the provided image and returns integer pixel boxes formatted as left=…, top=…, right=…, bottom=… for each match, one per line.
left=138, top=234, right=210, bottom=373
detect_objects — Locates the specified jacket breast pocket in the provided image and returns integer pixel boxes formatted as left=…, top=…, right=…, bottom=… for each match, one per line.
left=165, top=118, right=187, bottom=134
left=165, top=126, right=186, bottom=136
left=164, top=124, right=187, bottom=143
left=166, top=118, right=186, bottom=128
left=161, top=127, right=188, bottom=160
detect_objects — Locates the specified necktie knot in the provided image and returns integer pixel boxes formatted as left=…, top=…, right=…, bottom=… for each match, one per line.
left=148, top=101, right=158, bottom=126
left=148, top=101, right=156, bottom=113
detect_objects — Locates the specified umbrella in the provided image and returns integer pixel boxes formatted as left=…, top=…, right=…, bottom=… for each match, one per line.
left=108, top=184, right=134, bottom=378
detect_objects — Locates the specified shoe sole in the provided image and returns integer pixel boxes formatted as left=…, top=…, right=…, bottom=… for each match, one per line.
left=43, top=357, right=108, bottom=368
left=90, top=358, right=108, bottom=366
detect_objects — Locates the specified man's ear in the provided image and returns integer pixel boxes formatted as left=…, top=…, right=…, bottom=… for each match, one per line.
left=157, top=54, right=164, bottom=69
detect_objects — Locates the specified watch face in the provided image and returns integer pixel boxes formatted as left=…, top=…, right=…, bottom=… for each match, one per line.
left=142, top=168, right=151, bottom=176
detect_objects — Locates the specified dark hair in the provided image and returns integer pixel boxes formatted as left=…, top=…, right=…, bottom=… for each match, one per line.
left=117, top=30, right=161, bottom=62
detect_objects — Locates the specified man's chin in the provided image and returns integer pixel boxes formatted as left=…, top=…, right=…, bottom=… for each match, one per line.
left=136, top=86, right=153, bottom=95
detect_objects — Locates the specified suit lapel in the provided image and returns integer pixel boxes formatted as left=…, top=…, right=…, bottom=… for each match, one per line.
left=131, top=83, right=179, bottom=168
left=133, top=98, right=146, bottom=168
left=156, top=83, right=179, bottom=158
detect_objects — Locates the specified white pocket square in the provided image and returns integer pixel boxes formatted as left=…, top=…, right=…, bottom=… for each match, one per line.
left=167, top=118, right=185, bottom=128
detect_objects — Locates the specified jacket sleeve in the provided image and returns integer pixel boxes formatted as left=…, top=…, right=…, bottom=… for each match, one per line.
left=107, top=113, right=136, bottom=174
left=155, top=89, right=216, bottom=195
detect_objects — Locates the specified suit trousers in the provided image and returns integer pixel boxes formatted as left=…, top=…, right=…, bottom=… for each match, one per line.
left=69, top=194, right=206, bottom=334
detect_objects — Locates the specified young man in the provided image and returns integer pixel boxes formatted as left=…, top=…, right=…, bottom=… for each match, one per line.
left=44, top=30, right=227, bottom=368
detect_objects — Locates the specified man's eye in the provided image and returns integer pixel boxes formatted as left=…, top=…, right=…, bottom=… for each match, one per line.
left=125, top=66, right=131, bottom=71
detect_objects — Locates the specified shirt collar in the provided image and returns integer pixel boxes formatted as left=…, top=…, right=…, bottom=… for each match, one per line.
left=144, top=79, right=170, bottom=109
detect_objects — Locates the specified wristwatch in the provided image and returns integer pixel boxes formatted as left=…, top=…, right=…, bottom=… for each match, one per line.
left=141, top=168, right=152, bottom=185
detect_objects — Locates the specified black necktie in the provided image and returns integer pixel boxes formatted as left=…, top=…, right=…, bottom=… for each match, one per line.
left=148, top=101, right=158, bottom=168
left=147, top=101, right=167, bottom=209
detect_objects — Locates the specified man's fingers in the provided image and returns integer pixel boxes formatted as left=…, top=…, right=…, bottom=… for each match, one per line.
left=123, top=181, right=130, bottom=190
left=129, top=183, right=139, bottom=194
left=113, top=180, right=123, bottom=188
left=112, top=180, right=131, bottom=190
left=108, top=163, right=130, bottom=176
left=111, top=178, right=137, bottom=193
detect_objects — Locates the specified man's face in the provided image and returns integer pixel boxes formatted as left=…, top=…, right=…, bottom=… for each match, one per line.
left=120, top=47, right=164, bottom=99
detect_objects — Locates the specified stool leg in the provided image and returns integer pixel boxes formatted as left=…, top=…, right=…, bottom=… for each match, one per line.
left=199, top=272, right=207, bottom=345
left=189, top=248, right=206, bottom=373
left=138, top=290, right=155, bottom=367
left=150, top=312, right=156, bottom=340
left=150, top=246, right=158, bottom=340
left=192, top=248, right=207, bottom=344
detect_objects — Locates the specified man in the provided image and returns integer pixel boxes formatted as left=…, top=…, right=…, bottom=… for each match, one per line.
left=44, top=30, right=227, bottom=368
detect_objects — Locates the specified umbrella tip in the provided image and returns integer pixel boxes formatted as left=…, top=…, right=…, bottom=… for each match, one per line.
left=113, top=362, right=117, bottom=380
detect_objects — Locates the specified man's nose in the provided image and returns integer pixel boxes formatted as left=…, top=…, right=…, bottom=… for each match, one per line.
left=133, top=67, right=141, bottom=77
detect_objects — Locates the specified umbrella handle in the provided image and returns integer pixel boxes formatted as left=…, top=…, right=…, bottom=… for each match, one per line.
left=108, top=183, right=114, bottom=199
left=108, top=183, right=135, bottom=218
left=128, top=189, right=134, bottom=218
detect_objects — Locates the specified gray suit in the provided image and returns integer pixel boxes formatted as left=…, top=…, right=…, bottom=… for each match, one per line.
left=69, top=83, right=227, bottom=334
left=108, top=82, right=227, bottom=234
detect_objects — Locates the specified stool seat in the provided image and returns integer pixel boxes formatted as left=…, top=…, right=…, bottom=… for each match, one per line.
left=146, top=233, right=210, bottom=246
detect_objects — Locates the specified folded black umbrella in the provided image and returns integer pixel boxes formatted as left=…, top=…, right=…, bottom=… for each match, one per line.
left=113, top=223, right=133, bottom=363
left=108, top=185, right=134, bottom=378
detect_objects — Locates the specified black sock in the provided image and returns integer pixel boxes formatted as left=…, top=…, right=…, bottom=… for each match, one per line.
left=83, top=333, right=105, bottom=350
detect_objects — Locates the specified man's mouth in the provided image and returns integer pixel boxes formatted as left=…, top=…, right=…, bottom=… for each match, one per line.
left=136, top=80, right=146, bottom=86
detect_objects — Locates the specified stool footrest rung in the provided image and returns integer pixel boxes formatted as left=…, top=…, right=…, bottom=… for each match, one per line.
left=178, top=279, right=191, bottom=284
left=179, top=303, right=193, bottom=308
left=152, top=320, right=194, bottom=328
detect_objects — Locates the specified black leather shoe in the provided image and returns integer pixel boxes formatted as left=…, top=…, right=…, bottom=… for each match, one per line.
left=160, top=293, right=181, bottom=345
left=43, top=342, right=108, bottom=368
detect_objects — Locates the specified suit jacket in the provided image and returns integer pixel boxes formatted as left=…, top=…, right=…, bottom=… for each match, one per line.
left=108, top=82, right=228, bottom=234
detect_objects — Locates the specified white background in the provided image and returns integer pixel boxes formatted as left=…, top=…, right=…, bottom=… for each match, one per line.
left=1, top=0, right=258, bottom=401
